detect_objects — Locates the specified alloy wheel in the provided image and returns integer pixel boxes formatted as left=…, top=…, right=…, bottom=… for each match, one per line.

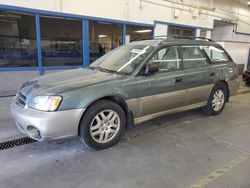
left=90, top=110, right=120, bottom=143
left=212, top=89, right=225, bottom=112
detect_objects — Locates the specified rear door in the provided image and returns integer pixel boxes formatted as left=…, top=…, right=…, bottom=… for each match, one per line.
left=179, top=45, right=214, bottom=105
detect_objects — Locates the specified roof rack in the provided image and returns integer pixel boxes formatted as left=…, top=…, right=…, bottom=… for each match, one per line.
left=156, top=35, right=213, bottom=42
left=132, top=35, right=213, bottom=43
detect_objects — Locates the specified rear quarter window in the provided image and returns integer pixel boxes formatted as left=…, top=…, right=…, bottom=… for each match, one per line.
left=200, top=46, right=229, bottom=63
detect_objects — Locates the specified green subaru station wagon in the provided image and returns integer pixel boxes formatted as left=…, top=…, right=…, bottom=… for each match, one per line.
left=10, top=37, right=240, bottom=150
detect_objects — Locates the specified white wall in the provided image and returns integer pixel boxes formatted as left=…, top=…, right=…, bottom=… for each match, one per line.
left=219, top=41, right=250, bottom=70
left=234, top=33, right=250, bottom=43
left=0, top=0, right=249, bottom=43
left=0, top=0, right=61, bottom=11
left=154, top=23, right=168, bottom=36
left=0, top=0, right=249, bottom=37
left=212, top=25, right=235, bottom=41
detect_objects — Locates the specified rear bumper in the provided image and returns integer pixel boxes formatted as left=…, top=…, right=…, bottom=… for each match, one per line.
left=10, top=100, right=85, bottom=141
left=228, top=78, right=240, bottom=96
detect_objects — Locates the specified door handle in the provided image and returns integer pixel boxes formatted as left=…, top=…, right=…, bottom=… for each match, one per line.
left=175, top=77, right=183, bottom=83
left=210, top=72, right=216, bottom=76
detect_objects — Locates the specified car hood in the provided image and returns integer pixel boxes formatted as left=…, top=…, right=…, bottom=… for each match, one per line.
left=19, top=68, right=119, bottom=99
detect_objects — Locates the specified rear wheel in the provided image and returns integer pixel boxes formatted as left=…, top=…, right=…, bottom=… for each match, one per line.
left=79, top=100, right=126, bottom=150
left=203, top=83, right=227, bottom=115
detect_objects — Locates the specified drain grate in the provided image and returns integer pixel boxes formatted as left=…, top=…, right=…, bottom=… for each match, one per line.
left=0, top=137, right=37, bottom=151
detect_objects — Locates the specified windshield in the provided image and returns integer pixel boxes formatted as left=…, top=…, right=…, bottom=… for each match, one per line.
left=90, top=44, right=154, bottom=74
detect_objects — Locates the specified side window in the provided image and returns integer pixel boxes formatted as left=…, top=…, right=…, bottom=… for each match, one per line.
left=150, top=46, right=181, bottom=72
left=200, top=46, right=229, bottom=63
left=181, top=46, right=207, bottom=69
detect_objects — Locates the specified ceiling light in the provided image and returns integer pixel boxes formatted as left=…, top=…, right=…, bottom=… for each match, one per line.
left=97, top=22, right=112, bottom=25
left=98, top=34, right=108, bottom=38
left=134, top=29, right=152, bottom=33
left=248, top=1, right=250, bottom=5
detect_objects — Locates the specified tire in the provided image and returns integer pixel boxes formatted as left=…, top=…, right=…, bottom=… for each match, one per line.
left=203, top=83, right=228, bottom=116
left=79, top=99, right=126, bottom=150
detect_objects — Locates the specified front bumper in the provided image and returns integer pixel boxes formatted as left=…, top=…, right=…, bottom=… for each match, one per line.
left=10, top=100, right=85, bottom=141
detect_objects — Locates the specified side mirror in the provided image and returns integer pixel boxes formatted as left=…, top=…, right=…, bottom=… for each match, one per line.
left=145, top=61, right=160, bottom=75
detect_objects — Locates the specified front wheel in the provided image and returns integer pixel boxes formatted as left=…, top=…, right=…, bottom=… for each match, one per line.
left=79, top=100, right=126, bottom=150
left=203, top=83, right=227, bottom=115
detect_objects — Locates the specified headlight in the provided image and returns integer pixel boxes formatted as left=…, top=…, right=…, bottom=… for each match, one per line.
left=28, top=95, right=62, bottom=112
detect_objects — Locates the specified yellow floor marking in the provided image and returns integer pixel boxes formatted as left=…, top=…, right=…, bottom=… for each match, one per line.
left=189, top=155, right=249, bottom=188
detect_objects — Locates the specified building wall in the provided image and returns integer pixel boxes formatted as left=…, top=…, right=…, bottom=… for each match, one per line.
left=0, top=71, right=38, bottom=95
left=212, top=25, right=236, bottom=41
left=234, top=33, right=250, bottom=43
left=219, top=41, right=250, bottom=70
left=0, top=0, right=249, bottom=36
left=0, top=69, right=68, bottom=95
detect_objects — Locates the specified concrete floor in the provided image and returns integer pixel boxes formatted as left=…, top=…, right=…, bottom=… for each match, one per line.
left=1, top=93, right=250, bottom=188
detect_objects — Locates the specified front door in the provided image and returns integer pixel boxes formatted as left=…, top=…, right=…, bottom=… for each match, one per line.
left=136, top=46, right=187, bottom=116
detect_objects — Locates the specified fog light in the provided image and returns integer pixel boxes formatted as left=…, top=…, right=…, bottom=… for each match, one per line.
left=26, top=126, right=42, bottom=140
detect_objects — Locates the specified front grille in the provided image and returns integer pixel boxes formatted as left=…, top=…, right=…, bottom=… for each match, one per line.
left=19, top=92, right=26, bottom=101
left=17, top=91, right=27, bottom=106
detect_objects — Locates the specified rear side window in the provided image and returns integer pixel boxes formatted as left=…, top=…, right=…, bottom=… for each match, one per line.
left=200, top=46, right=229, bottom=63
left=181, top=46, right=207, bottom=69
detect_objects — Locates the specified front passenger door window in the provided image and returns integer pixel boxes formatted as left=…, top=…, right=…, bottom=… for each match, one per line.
left=150, top=46, right=181, bottom=72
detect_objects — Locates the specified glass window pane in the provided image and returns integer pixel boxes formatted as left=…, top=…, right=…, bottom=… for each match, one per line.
left=126, top=25, right=152, bottom=42
left=40, top=16, right=82, bottom=66
left=200, top=30, right=207, bottom=38
left=168, top=26, right=194, bottom=37
left=201, top=46, right=229, bottom=63
left=181, top=46, right=207, bottom=69
left=0, top=10, right=37, bottom=67
left=89, top=21, right=122, bottom=63
left=149, top=46, right=181, bottom=72
left=90, top=44, right=154, bottom=74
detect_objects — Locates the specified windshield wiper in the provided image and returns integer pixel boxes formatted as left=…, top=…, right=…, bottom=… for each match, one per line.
left=96, top=67, right=117, bottom=74
left=90, top=66, right=130, bottom=75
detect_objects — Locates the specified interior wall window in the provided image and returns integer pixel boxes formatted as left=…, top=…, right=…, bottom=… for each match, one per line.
left=200, top=30, right=207, bottom=38
left=168, top=26, right=194, bottom=37
left=89, top=21, right=122, bottom=63
left=201, top=46, right=229, bottom=63
left=149, top=46, right=181, bottom=72
left=181, top=46, right=207, bottom=69
left=40, top=16, right=82, bottom=66
left=126, top=25, right=152, bottom=43
left=0, top=10, right=37, bottom=67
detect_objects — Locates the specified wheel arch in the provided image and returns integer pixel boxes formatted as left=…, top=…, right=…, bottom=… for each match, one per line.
left=78, top=94, right=134, bottom=136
